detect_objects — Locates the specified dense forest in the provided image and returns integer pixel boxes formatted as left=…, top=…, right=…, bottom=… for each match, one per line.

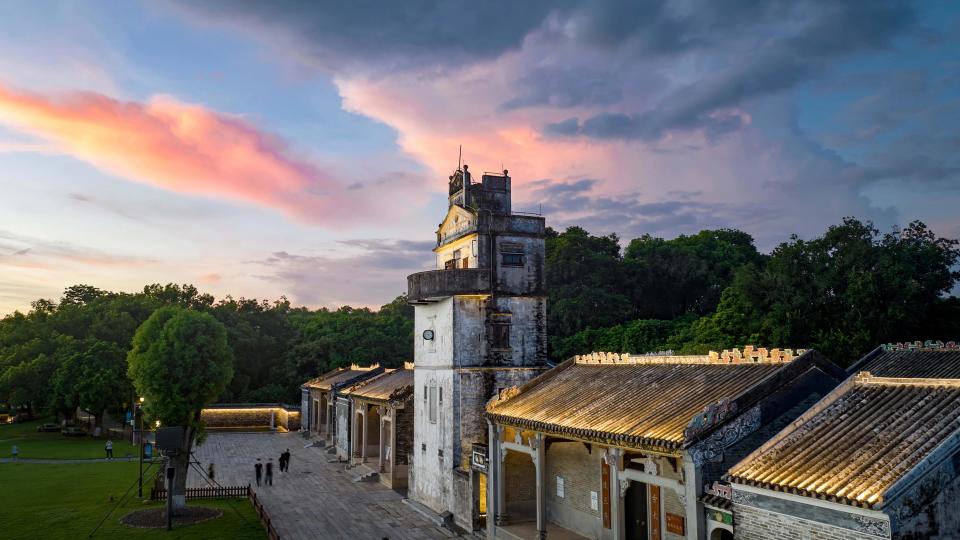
left=1, top=217, right=958, bottom=420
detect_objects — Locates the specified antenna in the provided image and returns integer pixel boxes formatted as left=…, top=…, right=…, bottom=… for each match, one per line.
left=458, top=145, right=462, bottom=170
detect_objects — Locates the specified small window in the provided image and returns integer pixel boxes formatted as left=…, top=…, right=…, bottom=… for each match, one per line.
left=501, top=253, right=524, bottom=266
left=444, top=258, right=456, bottom=270
left=491, top=323, right=511, bottom=349
left=428, top=385, right=438, bottom=424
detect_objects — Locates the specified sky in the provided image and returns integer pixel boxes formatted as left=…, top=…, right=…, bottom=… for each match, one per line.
left=0, top=1, right=958, bottom=315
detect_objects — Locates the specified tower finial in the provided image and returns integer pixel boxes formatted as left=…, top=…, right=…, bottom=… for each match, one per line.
left=458, top=145, right=462, bottom=170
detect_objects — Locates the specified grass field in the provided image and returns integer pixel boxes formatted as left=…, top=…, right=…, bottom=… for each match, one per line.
left=0, top=461, right=266, bottom=540
left=0, top=419, right=127, bottom=460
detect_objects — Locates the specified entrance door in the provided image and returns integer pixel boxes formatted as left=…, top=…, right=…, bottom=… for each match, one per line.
left=625, top=482, right=648, bottom=540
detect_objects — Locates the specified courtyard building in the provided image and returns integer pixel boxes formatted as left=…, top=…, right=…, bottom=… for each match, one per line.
left=847, top=341, right=960, bottom=378
left=342, top=366, right=415, bottom=489
left=407, top=165, right=550, bottom=531
left=726, top=371, right=960, bottom=540
left=484, top=348, right=845, bottom=540
left=301, top=364, right=383, bottom=450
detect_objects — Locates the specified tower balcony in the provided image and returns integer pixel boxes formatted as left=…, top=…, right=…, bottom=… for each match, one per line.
left=407, top=269, right=491, bottom=304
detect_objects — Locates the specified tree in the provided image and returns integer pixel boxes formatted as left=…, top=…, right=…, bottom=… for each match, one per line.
left=688, top=219, right=960, bottom=364
left=624, top=229, right=762, bottom=319
left=545, top=227, right=633, bottom=344
left=127, top=307, right=233, bottom=512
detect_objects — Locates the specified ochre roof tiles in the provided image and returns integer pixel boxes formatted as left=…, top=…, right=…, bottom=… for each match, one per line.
left=853, top=349, right=960, bottom=379
left=344, top=369, right=414, bottom=402
left=727, top=374, right=960, bottom=509
left=486, top=353, right=791, bottom=451
left=302, top=365, right=380, bottom=391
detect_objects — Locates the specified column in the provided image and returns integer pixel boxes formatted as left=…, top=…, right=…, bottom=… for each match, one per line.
left=378, top=409, right=386, bottom=473
left=495, top=424, right=509, bottom=527
left=349, top=403, right=358, bottom=460
left=682, top=453, right=703, bottom=540
left=486, top=420, right=498, bottom=540
left=361, top=405, right=369, bottom=463
left=608, top=448, right=625, bottom=540
left=534, top=432, right=547, bottom=540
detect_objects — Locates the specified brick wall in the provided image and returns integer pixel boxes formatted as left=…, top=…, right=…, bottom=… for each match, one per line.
left=544, top=441, right=606, bottom=538
left=394, top=401, right=414, bottom=466
left=733, top=503, right=880, bottom=540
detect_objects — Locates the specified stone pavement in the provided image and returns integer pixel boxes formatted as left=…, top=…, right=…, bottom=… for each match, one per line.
left=189, top=432, right=461, bottom=540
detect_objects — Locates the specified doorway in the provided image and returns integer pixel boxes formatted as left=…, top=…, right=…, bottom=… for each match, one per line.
left=625, top=482, right=648, bottom=540
left=710, top=528, right=733, bottom=540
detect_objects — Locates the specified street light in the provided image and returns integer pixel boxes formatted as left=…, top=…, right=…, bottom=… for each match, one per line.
left=137, top=397, right=145, bottom=498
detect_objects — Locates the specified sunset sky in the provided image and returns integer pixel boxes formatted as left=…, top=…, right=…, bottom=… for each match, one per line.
left=1, top=1, right=958, bottom=315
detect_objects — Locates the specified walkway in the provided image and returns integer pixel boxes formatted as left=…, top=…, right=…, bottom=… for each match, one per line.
left=189, top=432, right=460, bottom=540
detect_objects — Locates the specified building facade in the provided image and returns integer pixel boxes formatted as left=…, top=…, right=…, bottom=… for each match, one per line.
left=345, top=367, right=415, bottom=489
left=407, top=165, right=549, bottom=530
left=484, top=348, right=845, bottom=540
left=728, top=343, right=960, bottom=540
left=300, top=365, right=383, bottom=449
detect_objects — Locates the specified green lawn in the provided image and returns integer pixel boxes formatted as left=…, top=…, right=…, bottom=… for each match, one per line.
left=0, top=419, right=126, bottom=460
left=0, top=461, right=266, bottom=540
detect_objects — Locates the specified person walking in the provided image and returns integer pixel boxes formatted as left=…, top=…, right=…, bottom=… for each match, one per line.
left=265, top=459, right=274, bottom=486
left=207, top=462, right=215, bottom=482
left=105, top=439, right=113, bottom=461
left=254, top=459, right=263, bottom=487
left=282, top=449, right=291, bottom=472
left=11, top=444, right=19, bottom=462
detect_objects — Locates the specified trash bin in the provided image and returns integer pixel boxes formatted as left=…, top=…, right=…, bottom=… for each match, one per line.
left=144, top=442, right=153, bottom=459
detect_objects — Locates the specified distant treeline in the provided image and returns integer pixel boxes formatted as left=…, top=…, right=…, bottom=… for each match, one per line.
left=1, top=217, right=958, bottom=419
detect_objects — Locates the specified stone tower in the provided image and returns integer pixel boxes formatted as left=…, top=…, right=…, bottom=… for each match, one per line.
left=407, top=165, right=549, bottom=530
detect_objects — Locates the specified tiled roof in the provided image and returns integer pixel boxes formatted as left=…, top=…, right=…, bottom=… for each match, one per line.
left=849, top=347, right=960, bottom=378
left=727, top=374, right=960, bottom=509
left=344, top=369, right=414, bottom=403
left=486, top=352, right=801, bottom=452
left=302, top=365, right=380, bottom=391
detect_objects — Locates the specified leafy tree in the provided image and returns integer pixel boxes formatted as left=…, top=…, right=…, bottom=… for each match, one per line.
left=127, top=307, right=233, bottom=512
left=545, top=227, right=633, bottom=345
left=688, top=219, right=960, bottom=364
left=624, top=229, right=762, bottom=319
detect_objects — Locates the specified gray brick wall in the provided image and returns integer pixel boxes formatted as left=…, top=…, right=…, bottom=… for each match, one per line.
left=733, top=503, right=880, bottom=540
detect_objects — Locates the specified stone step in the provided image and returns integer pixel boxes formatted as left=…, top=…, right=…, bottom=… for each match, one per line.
left=352, top=470, right=379, bottom=483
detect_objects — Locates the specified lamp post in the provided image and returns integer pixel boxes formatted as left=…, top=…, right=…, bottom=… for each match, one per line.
left=137, top=397, right=144, bottom=498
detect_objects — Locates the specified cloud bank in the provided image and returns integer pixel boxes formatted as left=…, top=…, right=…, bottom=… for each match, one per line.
left=0, top=84, right=376, bottom=225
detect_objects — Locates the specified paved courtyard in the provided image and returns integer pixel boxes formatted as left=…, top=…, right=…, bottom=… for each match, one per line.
left=189, top=432, right=460, bottom=540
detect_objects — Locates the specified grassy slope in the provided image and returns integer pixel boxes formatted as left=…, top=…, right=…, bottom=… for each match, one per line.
left=0, top=462, right=266, bottom=540
left=0, top=419, right=124, bottom=460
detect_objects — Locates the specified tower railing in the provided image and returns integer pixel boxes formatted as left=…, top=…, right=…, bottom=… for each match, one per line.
left=407, top=268, right=491, bottom=303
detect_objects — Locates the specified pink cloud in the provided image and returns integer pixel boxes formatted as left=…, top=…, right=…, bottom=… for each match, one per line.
left=0, top=84, right=370, bottom=225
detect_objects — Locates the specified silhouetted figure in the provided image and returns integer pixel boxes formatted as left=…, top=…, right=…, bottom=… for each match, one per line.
left=265, top=460, right=274, bottom=486
left=280, top=449, right=291, bottom=472
left=254, top=459, right=263, bottom=487
left=207, top=462, right=215, bottom=481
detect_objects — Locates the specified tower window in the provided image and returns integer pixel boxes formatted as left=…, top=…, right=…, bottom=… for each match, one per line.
left=500, top=243, right=525, bottom=267
left=491, top=322, right=511, bottom=350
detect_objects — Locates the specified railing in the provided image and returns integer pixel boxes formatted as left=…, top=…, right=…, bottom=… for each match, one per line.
left=407, top=268, right=490, bottom=303
left=150, top=485, right=250, bottom=500
left=250, top=489, right=281, bottom=540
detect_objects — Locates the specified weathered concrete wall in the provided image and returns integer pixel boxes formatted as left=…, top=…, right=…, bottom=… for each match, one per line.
left=732, top=488, right=890, bottom=539
left=887, top=448, right=960, bottom=540
left=336, top=397, right=351, bottom=460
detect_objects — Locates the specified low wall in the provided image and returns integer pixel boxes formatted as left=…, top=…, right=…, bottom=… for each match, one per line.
left=201, top=404, right=301, bottom=432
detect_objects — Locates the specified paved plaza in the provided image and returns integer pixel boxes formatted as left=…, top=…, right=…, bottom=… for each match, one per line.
left=189, top=432, right=460, bottom=540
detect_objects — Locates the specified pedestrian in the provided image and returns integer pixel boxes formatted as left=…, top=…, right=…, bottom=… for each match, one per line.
left=265, top=459, right=273, bottom=486
left=105, top=439, right=113, bottom=461
left=254, top=459, right=263, bottom=487
left=11, top=444, right=19, bottom=462
left=282, top=448, right=291, bottom=472
left=277, top=451, right=285, bottom=473
left=207, top=462, right=215, bottom=482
